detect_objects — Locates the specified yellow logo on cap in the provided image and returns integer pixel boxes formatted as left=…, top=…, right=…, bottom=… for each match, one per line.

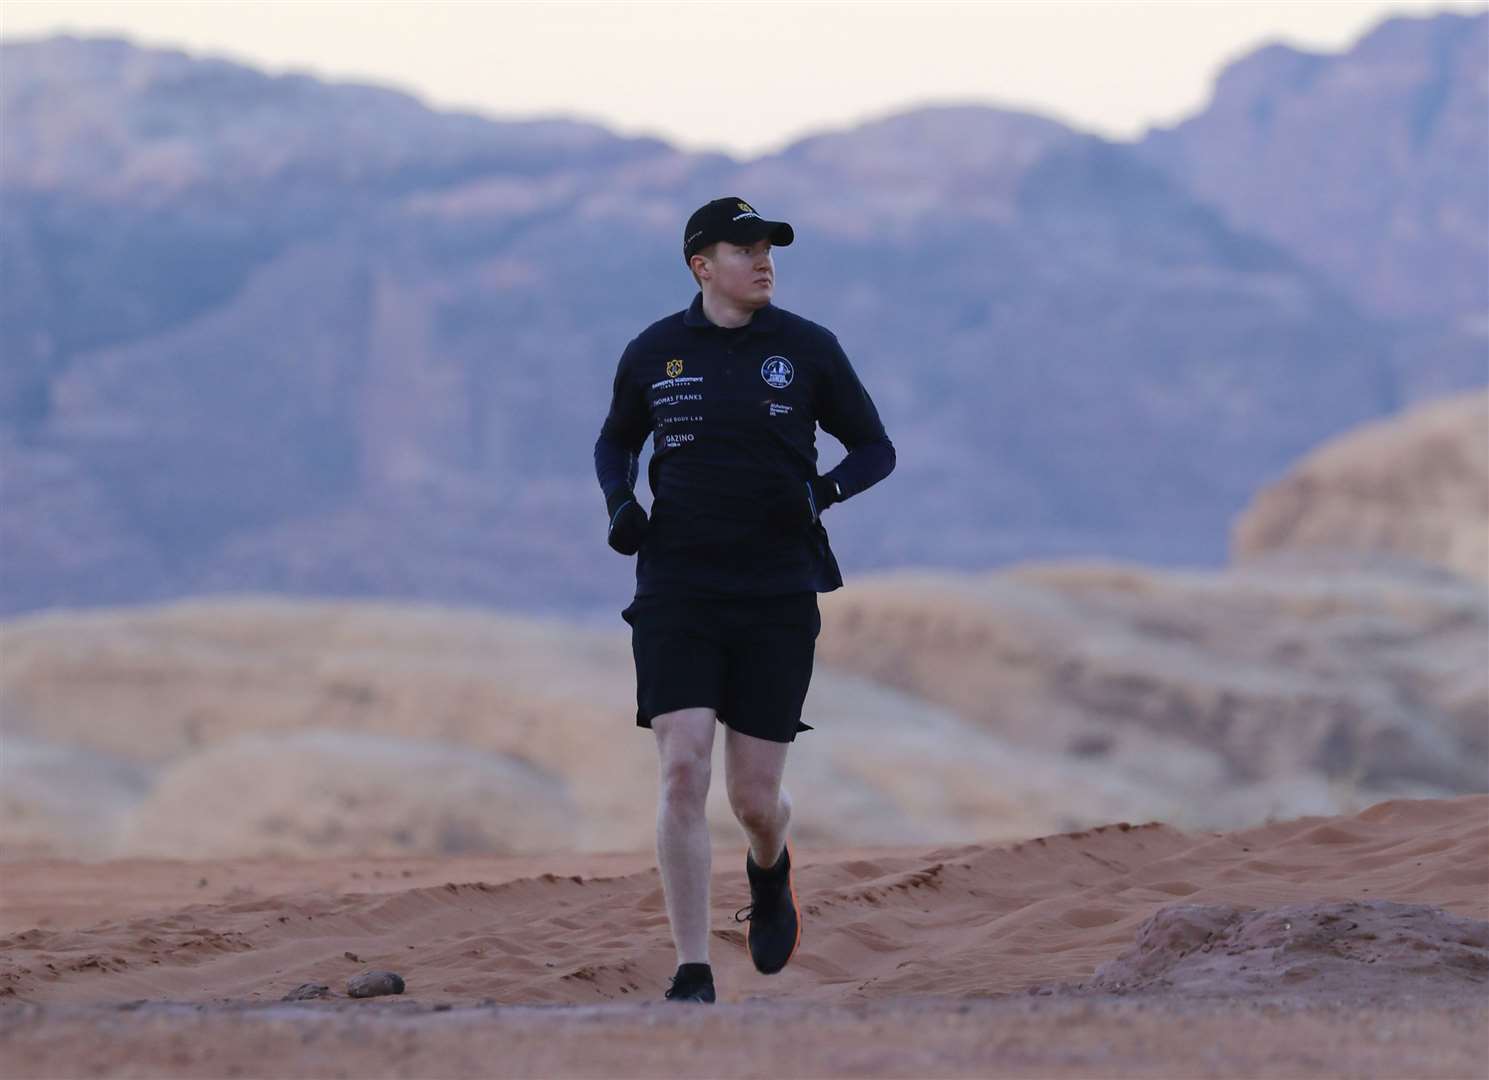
left=737, top=202, right=753, bottom=213
left=666, top=358, right=683, bottom=378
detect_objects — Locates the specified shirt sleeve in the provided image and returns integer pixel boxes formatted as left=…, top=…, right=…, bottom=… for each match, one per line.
left=594, top=338, right=650, bottom=501
left=816, top=333, right=896, bottom=500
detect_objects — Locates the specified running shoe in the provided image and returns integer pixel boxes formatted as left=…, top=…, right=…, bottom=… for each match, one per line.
left=663, top=963, right=716, bottom=1003
left=736, top=843, right=801, bottom=974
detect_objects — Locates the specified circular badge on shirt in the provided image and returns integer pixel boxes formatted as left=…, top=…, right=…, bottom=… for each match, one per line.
left=761, top=356, right=794, bottom=389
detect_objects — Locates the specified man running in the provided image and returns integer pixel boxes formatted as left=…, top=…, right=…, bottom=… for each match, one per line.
left=593, top=196, right=895, bottom=1003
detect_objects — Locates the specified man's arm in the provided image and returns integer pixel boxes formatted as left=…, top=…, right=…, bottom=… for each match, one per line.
left=594, top=339, right=651, bottom=553
left=815, top=334, right=895, bottom=501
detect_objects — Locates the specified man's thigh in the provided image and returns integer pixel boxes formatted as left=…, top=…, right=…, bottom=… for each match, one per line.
left=723, top=724, right=789, bottom=799
left=652, top=707, right=718, bottom=768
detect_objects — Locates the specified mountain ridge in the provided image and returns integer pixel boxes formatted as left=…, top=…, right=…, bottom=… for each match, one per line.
left=0, top=13, right=1483, bottom=615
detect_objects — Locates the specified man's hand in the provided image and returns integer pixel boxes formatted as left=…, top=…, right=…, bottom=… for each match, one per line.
left=765, top=475, right=840, bottom=534
left=606, top=489, right=649, bottom=555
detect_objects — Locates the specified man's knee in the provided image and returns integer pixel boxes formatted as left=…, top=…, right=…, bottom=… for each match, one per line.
left=655, top=709, right=715, bottom=809
left=660, top=752, right=711, bottom=808
left=727, top=779, right=783, bottom=833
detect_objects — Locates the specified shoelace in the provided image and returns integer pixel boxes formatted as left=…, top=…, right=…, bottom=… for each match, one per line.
left=664, top=974, right=710, bottom=1000
left=736, top=871, right=786, bottom=923
left=735, top=864, right=792, bottom=923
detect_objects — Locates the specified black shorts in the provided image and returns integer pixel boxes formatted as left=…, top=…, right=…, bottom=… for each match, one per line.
left=622, top=592, right=820, bottom=743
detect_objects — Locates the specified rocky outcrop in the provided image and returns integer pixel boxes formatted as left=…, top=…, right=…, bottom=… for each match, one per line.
left=3, top=567, right=1483, bottom=859
left=0, top=598, right=1177, bottom=857
left=115, top=730, right=577, bottom=859
left=1231, top=391, right=1488, bottom=582
left=1088, top=900, right=1489, bottom=996
left=816, top=560, right=1488, bottom=812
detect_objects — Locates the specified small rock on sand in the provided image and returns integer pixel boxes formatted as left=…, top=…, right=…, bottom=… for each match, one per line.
left=347, top=971, right=405, bottom=998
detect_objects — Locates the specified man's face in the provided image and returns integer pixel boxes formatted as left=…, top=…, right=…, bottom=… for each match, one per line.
left=700, top=238, right=775, bottom=309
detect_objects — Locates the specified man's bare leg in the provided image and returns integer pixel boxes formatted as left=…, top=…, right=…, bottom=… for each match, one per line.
left=652, top=708, right=717, bottom=965
left=724, top=725, right=792, bottom=867
left=725, top=724, right=800, bottom=975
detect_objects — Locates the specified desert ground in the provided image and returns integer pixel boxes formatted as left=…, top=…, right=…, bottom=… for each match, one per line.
left=1, top=795, right=1484, bottom=1078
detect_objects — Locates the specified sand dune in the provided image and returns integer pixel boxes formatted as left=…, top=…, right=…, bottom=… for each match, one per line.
left=0, top=797, right=1483, bottom=1077
left=1, top=795, right=1482, bottom=1008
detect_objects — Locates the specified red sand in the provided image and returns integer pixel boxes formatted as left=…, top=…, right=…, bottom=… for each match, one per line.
left=1, top=796, right=1485, bottom=1077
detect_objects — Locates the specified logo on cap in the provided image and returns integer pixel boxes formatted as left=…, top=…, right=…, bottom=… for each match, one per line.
left=665, top=358, right=684, bottom=378
left=761, top=356, right=794, bottom=389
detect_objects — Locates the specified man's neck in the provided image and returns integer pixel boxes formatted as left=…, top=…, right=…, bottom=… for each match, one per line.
left=700, top=290, right=760, bottom=329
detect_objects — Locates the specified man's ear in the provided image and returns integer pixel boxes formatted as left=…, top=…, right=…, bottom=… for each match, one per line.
left=690, top=253, right=710, bottom=280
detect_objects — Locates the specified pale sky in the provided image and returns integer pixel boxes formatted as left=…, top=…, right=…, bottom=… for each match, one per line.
left=3, top=1, right=1484, bottom=156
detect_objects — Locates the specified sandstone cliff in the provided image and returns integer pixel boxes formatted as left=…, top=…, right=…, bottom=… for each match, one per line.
left=1231, top=391, right=1487, bottom=583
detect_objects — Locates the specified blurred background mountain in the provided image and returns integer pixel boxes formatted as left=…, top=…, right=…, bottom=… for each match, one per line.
left=2, top=10, right=1484, bottom=617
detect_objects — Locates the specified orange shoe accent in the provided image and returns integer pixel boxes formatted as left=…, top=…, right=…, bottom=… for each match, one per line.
left=784, top=841, right=802, bottom=963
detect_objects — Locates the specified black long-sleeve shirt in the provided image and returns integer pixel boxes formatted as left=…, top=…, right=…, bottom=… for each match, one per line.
left=594, top=294, right=894, bottom=598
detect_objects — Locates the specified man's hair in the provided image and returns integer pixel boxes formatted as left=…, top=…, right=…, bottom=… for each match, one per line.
left=688, top=243, right=718, bottom=288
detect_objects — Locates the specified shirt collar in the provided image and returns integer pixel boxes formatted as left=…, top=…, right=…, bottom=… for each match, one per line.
left=684, top=293, right=782, bottom=336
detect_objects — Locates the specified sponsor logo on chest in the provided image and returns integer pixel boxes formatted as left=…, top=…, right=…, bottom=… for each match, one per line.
left=651, top=356, right=704, bottom=391
left=761, top=355, right=794, bottom=389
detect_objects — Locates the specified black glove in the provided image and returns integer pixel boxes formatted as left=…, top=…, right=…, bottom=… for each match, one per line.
left=605, top=488, right=649, bottom=555
left=765, top=475, right=841, bottom=535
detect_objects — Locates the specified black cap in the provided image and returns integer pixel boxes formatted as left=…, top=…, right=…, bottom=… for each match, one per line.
left=683, top=197, right=794, bottom=263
